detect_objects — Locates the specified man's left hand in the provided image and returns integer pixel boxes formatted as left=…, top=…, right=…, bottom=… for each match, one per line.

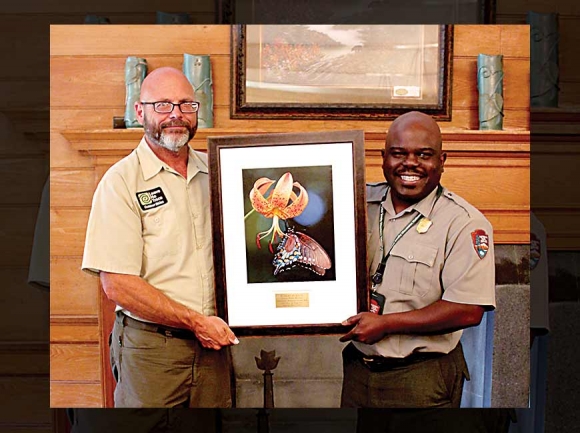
left=339, top=313, right=387, bottom=345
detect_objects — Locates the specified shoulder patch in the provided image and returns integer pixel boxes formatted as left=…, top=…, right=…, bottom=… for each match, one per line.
left=136, top=187, right=168, bottom=211
left=471, top=229, right=490, bottom=259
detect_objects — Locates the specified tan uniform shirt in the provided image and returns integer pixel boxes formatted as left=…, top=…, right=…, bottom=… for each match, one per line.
left=82, top=138, right=216, bottom=320
left=354, top=183, right=496, bottom=358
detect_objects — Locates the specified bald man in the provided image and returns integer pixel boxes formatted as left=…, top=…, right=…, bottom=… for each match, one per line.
left=82, top=67, right=238, bottom=408
left=339, top=111, right=496, bottom=408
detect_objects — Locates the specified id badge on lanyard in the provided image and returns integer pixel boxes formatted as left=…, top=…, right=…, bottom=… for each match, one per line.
left=368, top=185, right=442, bottom=314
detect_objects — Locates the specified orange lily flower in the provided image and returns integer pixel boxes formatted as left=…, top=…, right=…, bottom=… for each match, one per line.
left=248, top=172, right=309, bottom=252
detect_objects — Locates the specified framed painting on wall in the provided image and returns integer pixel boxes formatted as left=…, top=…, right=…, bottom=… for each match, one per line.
left=231, top=24, right=453, bottom=120
left=208, top=130, right=368, bottom=336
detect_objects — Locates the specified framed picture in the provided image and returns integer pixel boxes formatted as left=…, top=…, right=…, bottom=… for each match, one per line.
left=231, top=24, right=453, bottom=120
left=208, top=130, right=368, bottom=336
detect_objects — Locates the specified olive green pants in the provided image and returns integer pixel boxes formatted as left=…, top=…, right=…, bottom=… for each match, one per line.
left=110, top=313, right=232, bottom=408
left=341, top=342, right=469, bottom=408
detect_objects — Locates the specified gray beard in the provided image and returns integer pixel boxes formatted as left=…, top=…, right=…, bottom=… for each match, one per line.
left=158, top=130, right=189, bottom=152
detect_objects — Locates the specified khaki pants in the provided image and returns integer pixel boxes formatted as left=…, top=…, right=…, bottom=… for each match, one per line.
left=110, top=312, right=233, bottom=408
left=341, top=342, right=469, bottom=408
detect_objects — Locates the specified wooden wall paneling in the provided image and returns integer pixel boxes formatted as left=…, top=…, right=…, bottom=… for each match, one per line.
left=0, top=349, right=49, bottom=376
left=50, top=383, right=103, bottom=408
left=0, top=207, right=40, bottom=267
left=535, top=208, right=580, bottom=250
left=50, top=344, right=100, bottom=382
left=559, top=17, right=580, bottom=78
left=454, top=25, right=529, bottom=58
left=0, top=81, right=49, bottom=110
left=0, top=377, right=51, bottom=423
left=50, top=55, right=230, bottom=109
left=0, top=113, right=46, bottom=155
left=454, top=26, right=503, bottom=56
left=50, top=133, right=94, bottom=168
left=50, top=169, right=96, bottom=208
left=499, top=26, right=530, bottom=57
left=0, top=17, right=49, bottom=81
left=51, top=109, right=119, bottom=132
left=50, top=257, right=99, bottom=316
left=50, top=208, right=90, bottom=257
left=51, top=323, right=100, bottom=343
left=0, top=155, right=48, bottom=205
left=532, top=143, right=580, bottom=208
left=558, top=82, right=580, bottom=107
left=51, top=106, right=530, bottom=133
left=0, top=269, right=49, bottom=340
left=50, top=25, right=230, bottom=57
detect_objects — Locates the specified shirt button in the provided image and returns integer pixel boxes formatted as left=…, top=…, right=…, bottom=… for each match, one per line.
left=408, top=254, right=414, bottom=259
left=154, top=217, right=160, bottom=223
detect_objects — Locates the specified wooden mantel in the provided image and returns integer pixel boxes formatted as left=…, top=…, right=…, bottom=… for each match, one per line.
left=63, top=128, right=530, bottom=155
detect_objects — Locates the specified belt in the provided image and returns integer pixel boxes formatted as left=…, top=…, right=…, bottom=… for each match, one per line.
left=119, top=312, right=198, bottom=340
left=348, top=343, right=445, bottom=372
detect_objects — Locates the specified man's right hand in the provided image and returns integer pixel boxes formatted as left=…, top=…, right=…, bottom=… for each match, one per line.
left=192, top=315, right=239, bottom=350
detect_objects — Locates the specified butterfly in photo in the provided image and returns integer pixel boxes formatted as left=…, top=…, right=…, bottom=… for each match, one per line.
left=272, top=228, right=332, bottom=276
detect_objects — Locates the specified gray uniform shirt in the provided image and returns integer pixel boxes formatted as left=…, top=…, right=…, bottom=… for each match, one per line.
left=354, top=182, right=496, bottom=358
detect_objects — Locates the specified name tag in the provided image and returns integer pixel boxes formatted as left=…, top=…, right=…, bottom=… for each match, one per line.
left=136, top=187, right=168, bottom=211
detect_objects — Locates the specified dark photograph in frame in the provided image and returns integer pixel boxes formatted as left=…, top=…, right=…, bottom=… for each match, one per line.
left=242, top=165, right=337, bottom=284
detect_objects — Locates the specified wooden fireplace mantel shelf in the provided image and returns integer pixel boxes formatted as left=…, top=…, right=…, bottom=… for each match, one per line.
left=62, top=127, right=530, bottom=157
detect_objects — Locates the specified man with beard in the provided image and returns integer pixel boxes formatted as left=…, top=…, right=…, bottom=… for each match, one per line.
left=82, top=67, right=238, bottom=407
left=339, top=111, right=496, bottom=408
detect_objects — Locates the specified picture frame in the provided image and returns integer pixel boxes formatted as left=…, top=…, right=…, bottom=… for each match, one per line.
left=208, top=130, right=368, bottom=336
left=231, top=24, right=454, bottom=120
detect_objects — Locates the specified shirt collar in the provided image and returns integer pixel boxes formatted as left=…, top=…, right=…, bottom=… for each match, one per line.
left=383, top=185, right=441, bottom=219
left=136, top=137, right=208, bottom=181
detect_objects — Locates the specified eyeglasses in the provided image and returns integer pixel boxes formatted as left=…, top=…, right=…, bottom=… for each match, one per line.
left=140, top=101, right=200, bottom=114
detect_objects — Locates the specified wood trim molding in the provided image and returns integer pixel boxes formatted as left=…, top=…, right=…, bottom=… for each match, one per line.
left=98, top=282, right=116, bottom=408
left=51, top=316, right=99, bottom=326
left=62, top=128, right=530, bottom=156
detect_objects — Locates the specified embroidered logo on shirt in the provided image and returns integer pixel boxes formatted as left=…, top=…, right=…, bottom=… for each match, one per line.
left=136, top=187, right=168, bottom=211
left=471, top=229, right=489, bottom=259
left=530, top=232, right=541, bottom=270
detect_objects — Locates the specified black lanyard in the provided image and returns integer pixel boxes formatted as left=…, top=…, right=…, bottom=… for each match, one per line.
left=371, top=185, right=443, bottom=289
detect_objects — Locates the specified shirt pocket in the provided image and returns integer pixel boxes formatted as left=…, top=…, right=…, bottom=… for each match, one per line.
left=141, top=206, right=182, bottom=258
left=389, top=243, right=438, bottom=297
